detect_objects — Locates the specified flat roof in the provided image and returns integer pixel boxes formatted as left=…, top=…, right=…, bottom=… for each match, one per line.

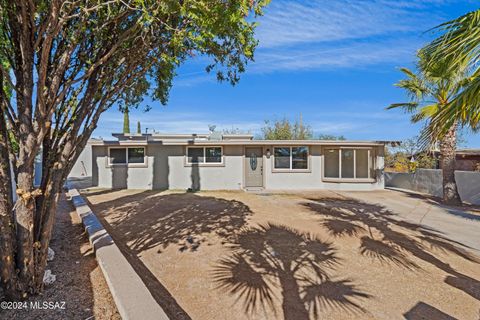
left=89, top=139, right=397, bottom=147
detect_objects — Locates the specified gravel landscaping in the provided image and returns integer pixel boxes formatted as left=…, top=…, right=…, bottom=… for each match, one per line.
left=0, top=193, right=120, bottom=320
left=84, top=188, right=480, bottom=320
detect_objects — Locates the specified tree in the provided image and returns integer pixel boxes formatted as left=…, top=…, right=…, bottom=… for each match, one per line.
left=0, top=0, right=268, bottom=299
left=318, top=134, right=346, bottom=140
left=222, top=127, right=250, bottom=135
left=261, top=116, right=313, bottom=140
left=421, top=10, right=480, bottom=138
left=384, top=137, right=437, bottom=173
left=137, top=121, right=141, bottom=135
left=123, top=108, right=130, bottom=134
left=387, top=52, right=467, bottom=203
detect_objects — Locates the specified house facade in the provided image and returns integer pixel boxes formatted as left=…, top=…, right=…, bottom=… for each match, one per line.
left=69, top=133, right=390, bottom=191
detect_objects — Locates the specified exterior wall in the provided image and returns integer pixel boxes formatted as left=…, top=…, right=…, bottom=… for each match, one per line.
left=385, top=169, right=480, bottom=205
left=166, top=145, right=244, bottom=190
left=264, top=145, right=384, bottom=190
left=90, top=144, right=244, bottom=190
left=92, top=146, right=154, bottom=189
left=455, top=155, right=480, bottom=171
left=87, top=143, right=385, bottom=191
left=69, top=144, right=93, bottom=178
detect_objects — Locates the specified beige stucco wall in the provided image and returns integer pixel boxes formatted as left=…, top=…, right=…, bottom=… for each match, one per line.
left=85, top=144, right=385, bottom=191
left=69, top=144, right=93, bottom=178
left=263, top=145, right=384, bottom=190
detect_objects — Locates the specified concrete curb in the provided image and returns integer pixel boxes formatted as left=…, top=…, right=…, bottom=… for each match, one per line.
left=67, top=187, right=169, bottom=320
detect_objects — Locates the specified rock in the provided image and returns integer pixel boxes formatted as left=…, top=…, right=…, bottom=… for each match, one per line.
left=47, top=247, right=55, bottom=261
left=43, top=269, right=56, bottom=285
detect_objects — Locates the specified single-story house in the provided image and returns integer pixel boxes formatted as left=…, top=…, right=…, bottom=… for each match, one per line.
left=69, top=133, right=393, bottom=191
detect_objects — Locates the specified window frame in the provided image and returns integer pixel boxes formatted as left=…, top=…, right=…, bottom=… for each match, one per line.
left=185, top=146, right=224, bottom=166
left=272, top=146, right=310, bottom=172
left=107, top=146, right=147, bottom=167
left=322, top=147, right=375, bottom=182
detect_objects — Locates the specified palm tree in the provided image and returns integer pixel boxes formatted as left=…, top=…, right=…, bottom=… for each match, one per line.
left=421, top=9, right=480, bottom=142
left=388, top=52, right=468, bottom=204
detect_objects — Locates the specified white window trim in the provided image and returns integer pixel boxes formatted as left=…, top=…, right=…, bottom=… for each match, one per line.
left=185, top=146, right=224, bottom=166
left=107, top=146, right=147, bottom=167
left=272, top=146, right=310, bottom=172
left=322, top=147, right=375, bottom=182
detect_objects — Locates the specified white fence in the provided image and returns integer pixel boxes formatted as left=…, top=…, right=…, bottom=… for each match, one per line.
left=385, top=169, right=480, bottom=205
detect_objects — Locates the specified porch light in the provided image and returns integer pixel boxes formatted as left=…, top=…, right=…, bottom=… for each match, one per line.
left=266, top=148, right=271, bottom=158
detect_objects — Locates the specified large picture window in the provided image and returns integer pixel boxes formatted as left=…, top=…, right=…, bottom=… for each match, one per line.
left=108, top=147, right=146, bottom=165
left=187, top=147, right=223, bottom=164
left=323, top=148, right=374, bottom=180
left=273, top=146, right=309, bottom=170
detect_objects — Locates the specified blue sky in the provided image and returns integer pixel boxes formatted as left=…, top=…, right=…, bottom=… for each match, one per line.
left=93, top=0, right=480, bottom=147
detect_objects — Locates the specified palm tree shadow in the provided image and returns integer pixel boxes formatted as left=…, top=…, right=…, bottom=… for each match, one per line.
left=302, top=197, right=480, bottom=301
left=212, top=223, right=371, bottom=319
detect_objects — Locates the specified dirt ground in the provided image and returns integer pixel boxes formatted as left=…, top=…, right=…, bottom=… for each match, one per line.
left=84, top=189, right=480, bottom=320
left=0, top=193, right=120, bottom=320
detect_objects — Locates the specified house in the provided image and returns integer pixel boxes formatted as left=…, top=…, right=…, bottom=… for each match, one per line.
left=415, top=149, right=480, bottom=172
left=69, top=133, right=392, bottom=191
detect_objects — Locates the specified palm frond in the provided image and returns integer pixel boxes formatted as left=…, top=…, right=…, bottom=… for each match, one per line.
left=394, top=68, right=429, bottom=100
left=424, top=9, right=480, bottom=70
left=386, top=102, right=419, bottom=113
left=411, top=104, right=439, bottom=123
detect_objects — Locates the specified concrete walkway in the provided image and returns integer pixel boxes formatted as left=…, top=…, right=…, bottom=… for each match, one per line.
left=337, top=189, right=480, bottom=254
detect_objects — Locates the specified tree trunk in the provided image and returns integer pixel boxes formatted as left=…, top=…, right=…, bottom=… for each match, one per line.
left=439, top=125, right=461, bottom=205
left=0, top=112, right=19, bottom=299
left=279, top=269, right=309, bottom=320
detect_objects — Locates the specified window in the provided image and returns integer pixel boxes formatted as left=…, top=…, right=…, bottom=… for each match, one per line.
left=186, top=147, right=223, bottom=164
left=206, top=147, right=222, bottom=163
left=273, top=146, right=309, bottom=170
left=341, top=149, right=354, bottom=178
left=323, top=148, right=374, bottom=180
left=274, top=147, right=290, bottom=169
left=324, top=149, right=340, bottom=178
left=110, top=148, right=127, bottom=164
left=355, top=149, right=369, bottom=178
left=108, top=147, right=146, bottom=165
left=128, top=148, right=145, bottom=164
left=292, top=147, right=308, bottom=169
left=187, top=147, right=204, bottom=163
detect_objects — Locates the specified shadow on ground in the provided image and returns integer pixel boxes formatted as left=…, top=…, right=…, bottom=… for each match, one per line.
left=87, top=191, right=253, bottom=320
left=89, top=191, right=252, bottom=253
left=392, top=189, right=480, bottom=221
left=212, top=223, right=371, bottom=319
left=302, top=196, right=480, bottom=302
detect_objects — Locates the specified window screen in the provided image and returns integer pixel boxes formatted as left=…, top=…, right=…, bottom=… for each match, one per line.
left=355, top=149, right=369, bottom=178
left=324, top=149, right=339, bottom=178
left=341, top=149, right=354, bottom=178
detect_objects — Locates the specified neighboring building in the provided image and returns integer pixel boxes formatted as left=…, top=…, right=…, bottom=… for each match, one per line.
left=452, top=149, right=480, bottom=171
left=422, top=149, right=480, bottom=172
left=69, top=133, right=392, bottom=191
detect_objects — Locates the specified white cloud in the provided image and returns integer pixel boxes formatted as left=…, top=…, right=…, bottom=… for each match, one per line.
left=251, top=38, right=420, bottom=72
left=254, top=0, right=446, bottom=49
left=173, top=0, right=460, bottom=80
